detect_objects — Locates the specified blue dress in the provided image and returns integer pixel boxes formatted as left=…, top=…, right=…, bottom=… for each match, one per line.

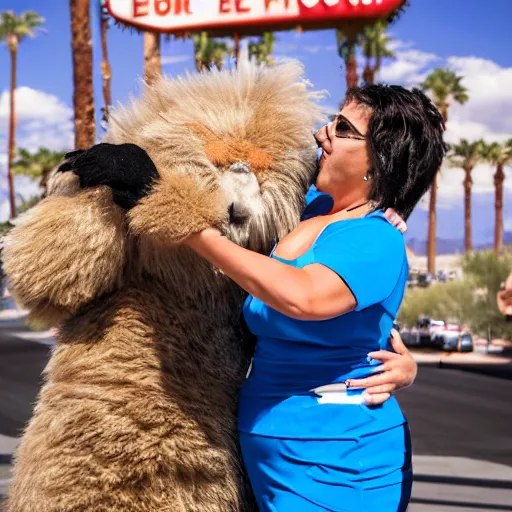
left=238, top=185, right=412, bottom=511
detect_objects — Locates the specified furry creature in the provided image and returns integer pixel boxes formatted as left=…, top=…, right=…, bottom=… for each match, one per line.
left=3, top=60, right=324, bottom=511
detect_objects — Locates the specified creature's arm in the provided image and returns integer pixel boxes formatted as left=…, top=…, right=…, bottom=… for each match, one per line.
left=3, top=178, right=126, bottom=328
left=57, top=142, right=228, bottom=243
left=128, top=172, right=228, bottom=243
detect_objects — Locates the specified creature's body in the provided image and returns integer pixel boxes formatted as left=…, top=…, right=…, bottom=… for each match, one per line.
left=4, top=61, right=323, bottom=511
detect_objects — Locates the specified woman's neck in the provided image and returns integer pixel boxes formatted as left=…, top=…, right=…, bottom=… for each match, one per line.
left=330, top=194, right=370, bottom=215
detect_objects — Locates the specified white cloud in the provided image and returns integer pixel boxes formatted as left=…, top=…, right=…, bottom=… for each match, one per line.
left=0, top=86, right=72, bottom=125
left=377, top=43, right=512, bottom=212
left=0, top=87, right=74, bottom=221
left=378, top=48, right=439, bottom=85
left=447, top=56, right=512, bottom=135
left=160, top=55, right=190, bottom=65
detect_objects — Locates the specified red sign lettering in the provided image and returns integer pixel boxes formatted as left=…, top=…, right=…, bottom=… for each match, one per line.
left=219, top=0, right=230, bottom=14
left=236, top=0, right=251, bottom=13
left=265, top=0, right=290, bottom=11
left=176, top=0, right=192, bottom=15
left=133, top=0, right=149, bottom=17
left=155, top=0, right=171, bottom=16
left=219, top=0, right=251, bottom=14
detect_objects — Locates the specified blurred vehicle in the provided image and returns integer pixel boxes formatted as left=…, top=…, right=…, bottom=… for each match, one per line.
left=416, top=272, right=433, bottom=288
left=416, top=316, right=445, bottom=347
left=432, top=330, right=474, bottom=352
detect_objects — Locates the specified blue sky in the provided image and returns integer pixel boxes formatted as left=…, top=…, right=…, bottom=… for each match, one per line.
left=1, top=0, right=512, bottom=249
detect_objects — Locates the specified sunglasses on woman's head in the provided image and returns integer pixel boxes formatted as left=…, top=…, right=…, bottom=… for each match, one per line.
left=333, top=114, right=367, bottom=141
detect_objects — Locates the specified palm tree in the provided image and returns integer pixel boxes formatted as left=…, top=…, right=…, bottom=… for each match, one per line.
left=143, top=31, right=162, bottom=84
left=192, top=32, right=229, bottom=72
left=13, top=147, right=68, bottom=198
left=70, top=0, right=95, bottom=149
left=448, top=139, right=484, bottom=252
left=0, top=10, right=45, bottom=219
left=248, top=32, right=276, bottom=66
left=99, top=1, right=112, bottom=123
left=360, top=19, right=394, bottom=85
left=336, top=29, right=360, bottom=89
left=422, top=68, right=469, bottom=274
left=481, top=140, right=512, bottom=254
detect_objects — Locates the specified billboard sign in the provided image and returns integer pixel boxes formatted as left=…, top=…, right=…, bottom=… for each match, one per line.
left=106, top=0, right=404, bottom=35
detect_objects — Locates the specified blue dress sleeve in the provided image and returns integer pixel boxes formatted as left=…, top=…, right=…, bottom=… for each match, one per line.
left=312, top=216, right=406, bottom=311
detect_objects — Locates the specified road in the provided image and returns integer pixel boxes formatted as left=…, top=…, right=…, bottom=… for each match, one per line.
left=1, top=330, right=512, bottom=511
left=0, top=330, right=50, bottom=439
left=398, top=365, right=512, bottom=467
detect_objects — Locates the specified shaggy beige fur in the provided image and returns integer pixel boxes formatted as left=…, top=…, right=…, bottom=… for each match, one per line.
left=4, top=60, right=324, bottom=511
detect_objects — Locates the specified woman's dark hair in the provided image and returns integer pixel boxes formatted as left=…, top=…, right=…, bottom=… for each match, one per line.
left=344, top=84, right=448, bottom=219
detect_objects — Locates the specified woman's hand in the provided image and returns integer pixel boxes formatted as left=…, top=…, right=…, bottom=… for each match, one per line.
left=313, top=329, right=416, bottom=406
left=182, top=227, right=223, bottom=248
left=349, top=329, right=417, bottom=405
left=384, top=209, right=407, bottom=234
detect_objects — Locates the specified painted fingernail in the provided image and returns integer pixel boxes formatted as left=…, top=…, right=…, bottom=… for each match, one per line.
left=345, top=379, right=352, bottom=388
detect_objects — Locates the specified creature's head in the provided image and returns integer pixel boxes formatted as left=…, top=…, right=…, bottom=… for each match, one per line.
left=105, top=59, right=325, bottom=254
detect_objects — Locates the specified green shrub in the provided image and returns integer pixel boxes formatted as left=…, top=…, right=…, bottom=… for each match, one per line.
left=398, top=247, right=512, bottom=340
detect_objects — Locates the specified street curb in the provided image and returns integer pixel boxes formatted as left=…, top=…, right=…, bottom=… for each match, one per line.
left=416, top=359, right=512, bottom=380
left=438, top=361, right=512, bottom=380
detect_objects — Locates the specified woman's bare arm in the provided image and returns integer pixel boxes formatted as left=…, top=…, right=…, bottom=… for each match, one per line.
left=185, top=229, right=357, bottom=320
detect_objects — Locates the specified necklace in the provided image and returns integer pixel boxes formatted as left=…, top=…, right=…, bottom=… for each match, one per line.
left=345, top=201, right=369, bottom=212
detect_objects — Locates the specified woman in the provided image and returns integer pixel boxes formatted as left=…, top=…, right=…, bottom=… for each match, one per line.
left=184, top=84, right=447, bottom=511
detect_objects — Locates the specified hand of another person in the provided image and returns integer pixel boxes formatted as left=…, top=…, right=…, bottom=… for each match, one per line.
left=384, top=209, right=407, bottom=234
left=57, top=143, right=159, bottom=210
left=497, top=270, right=512, bottom=319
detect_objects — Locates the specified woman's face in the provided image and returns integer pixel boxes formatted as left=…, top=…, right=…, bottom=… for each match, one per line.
left=314, top=102, right=372, bottom=203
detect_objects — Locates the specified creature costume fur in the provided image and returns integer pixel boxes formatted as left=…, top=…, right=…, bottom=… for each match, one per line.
left=3, top=60, right=324, bottom=512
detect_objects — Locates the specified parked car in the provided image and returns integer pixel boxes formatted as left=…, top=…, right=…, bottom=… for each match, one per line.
left=416, top=317, right=445, bottom=347
left=432, top=330, right=474, bottom=352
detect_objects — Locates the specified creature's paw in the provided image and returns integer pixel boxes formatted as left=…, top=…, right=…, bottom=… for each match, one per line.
left=128, top=174, right=229, bottom=243
left=58, top=143, right=159, bottom=210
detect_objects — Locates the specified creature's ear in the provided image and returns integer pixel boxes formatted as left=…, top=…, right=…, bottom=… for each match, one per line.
left=128, top=172, right=228, bottom=243
left=3, top=187, right=127, bottom=328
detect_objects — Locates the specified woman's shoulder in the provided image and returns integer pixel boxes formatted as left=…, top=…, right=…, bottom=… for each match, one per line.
left=320, top=211, right=404, bottom=246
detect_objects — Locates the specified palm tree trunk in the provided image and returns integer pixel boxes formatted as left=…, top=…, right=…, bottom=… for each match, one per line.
left=143, top=31, right=161, bottom=85
left=70, top=0, right=96, bottom=149
left=494, top=164, right=504, bottom=253
left=346, top=53, right=358, bottom=89
left=463, top=167, right=472, bottom=252
left=427, top=171, right=437, bottom=274
left=7, top=48, right=17, bottom=219
left=362, top=62, right=372, bottom=85
left=100, top=7, right=112, bottom=124
left=233, top=32, right=240, bottom=64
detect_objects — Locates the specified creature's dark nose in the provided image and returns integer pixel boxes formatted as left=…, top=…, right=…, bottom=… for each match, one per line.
left=229, top=162, right=250, bottom=174
left=229, top=202, right=249, bottom=225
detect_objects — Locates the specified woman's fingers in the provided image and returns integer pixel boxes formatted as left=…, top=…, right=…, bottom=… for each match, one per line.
left=383, top=209, right=408, bottom=233
left=397, top=221, right=408, bottom=233
left=389, top=328, right=409, bottom=355
left=346, top=371, right=395, bottom=389
left=364, top=383, right=396, bottom=395
left=363, top=392, right=391, bottom=406
left=367, top=350, right=400, bottom=362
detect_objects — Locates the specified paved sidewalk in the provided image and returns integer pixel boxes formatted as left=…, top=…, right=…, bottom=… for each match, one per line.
left=410, top=456, right=512, bottom=511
